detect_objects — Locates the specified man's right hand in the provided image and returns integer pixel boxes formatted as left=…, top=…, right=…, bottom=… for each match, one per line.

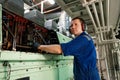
left=33, top=42, right=40, bottom=49
left=32, top=42, right=40, bottom=51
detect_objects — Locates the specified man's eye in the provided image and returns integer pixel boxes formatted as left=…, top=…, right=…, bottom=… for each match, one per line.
left=75, top=24, right=77, bottom=26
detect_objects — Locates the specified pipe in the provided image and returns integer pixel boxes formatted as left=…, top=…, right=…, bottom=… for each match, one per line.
left=82, top=0, right=96, bottom=6
left=25, top=1, right=42, bottom=10
left=100, top=27, right=120, bottom=45
left=115, top=14, right=120, bottom=33
left=97, top=44, right=110, bottom=80
left=101, top=30, right=117, bottom=80
left=99, top=0, right=105, bottom=27
left=25, top=0, right=48, bottom=10
left=83, top=0, right=112, bottom=42
left=112, top=30, right=120, bottom=79
left=100, top=30, right=120, bottom=43
left=100, top=32, right=110, bottom=80
left=81, top=1, right=97, bottom=27
left=44, top=6, right=61, bottom=14
left=41, top=1, right=44, bottom=14
left=92, top=3, right=101, bottom=27
left=104, top=44, right=111, bottom=80
left=92, top=3, right=103, bottom=41
left=98, top=39, right=120, bottom=45
left=82, top=0, right=116, bottom=44
left=106, top=0, right=110, bottom=31
left=99, top=0, right=106, bottom=42
left=85, top=5, right=98, bottom=32
left=98, top=0, right=115, bottom=44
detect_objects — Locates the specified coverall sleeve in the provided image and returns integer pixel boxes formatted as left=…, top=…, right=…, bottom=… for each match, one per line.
left=60, top=35, right=90, bottom=56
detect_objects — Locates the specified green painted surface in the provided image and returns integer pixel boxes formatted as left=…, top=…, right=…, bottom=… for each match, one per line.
left=57, top=32, right=72, bottom=43
left=0, top=33, right=73, bottom=80
left=0, top=59, right=73, bottom=80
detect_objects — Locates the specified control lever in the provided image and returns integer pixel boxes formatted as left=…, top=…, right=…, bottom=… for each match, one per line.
left=33, top=29, right=47, bottom=44
left=3, top=22, right=16, bottom=51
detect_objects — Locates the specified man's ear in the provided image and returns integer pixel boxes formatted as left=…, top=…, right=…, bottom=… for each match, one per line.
left=81, top=22, right=87, bottom=31
left=81, top=22, right=84, bottom=31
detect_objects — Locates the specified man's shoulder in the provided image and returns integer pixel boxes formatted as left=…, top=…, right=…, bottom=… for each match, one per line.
left=83, top=35, right=91, bottom=41
left=81, top=32, right=92, bottom=41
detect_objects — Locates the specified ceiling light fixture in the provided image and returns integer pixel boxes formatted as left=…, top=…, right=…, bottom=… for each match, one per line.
left=47, top=0, right=55, bottom=5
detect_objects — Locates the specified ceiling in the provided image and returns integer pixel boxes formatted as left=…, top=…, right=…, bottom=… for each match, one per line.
left=23, top=0, right=120, bottom=37
left=55, top=0, right=120, bottom=36
left=24, top=0, right=60, bottom=12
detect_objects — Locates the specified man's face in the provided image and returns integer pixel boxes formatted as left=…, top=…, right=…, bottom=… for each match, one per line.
left=70, top=19, right=83, bottom=36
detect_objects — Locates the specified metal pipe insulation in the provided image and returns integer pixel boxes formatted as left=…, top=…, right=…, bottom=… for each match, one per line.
left=99, top=32, right=111, bottom=80
left=99, top=0, right=105, bottom=27
left=82, top=0, right=112, bottom=42
left=115, top=14, right=120, bottom=33
left=104, top=44, right=111, bottom=80
left=25, top=0, right=47, bottom=10
left=99, top=0, right=106, bottom=41
left=106, top=0, right=110, bottom=31
left=99, top=27, right=120, bottom=45
left=92, top=3, right=101, bottom=27
left=85, top=5, right=98, bottom=32
left=25, top=1, right=41, bottom=10
left=41, top=1, right=44, bottom=14
left=93, top=0, right=117, bottom=43
left=92, top=3, right=104, bottom=41
left=82, top=0, right=98, bottom=32
left=44, top=6, right=61, bottom=14
left=98, top=39, right=120, bottom=45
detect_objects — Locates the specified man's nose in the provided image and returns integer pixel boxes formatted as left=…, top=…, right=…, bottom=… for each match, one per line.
left=71, top=25, right=76, bottom=28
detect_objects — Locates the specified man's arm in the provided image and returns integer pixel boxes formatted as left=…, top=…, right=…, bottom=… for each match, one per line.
left=38, top=44, right=62, bottom=54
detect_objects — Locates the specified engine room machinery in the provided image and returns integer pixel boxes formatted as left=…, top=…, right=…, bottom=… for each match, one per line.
left=0, top=4, right=73, bottom=80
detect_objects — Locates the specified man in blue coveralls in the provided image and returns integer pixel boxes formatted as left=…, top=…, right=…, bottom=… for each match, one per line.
left=34, top=17, right=100, bottom=80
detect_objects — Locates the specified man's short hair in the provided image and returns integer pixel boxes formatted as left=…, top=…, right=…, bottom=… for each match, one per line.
left=72, top=17, right=86, bottom=31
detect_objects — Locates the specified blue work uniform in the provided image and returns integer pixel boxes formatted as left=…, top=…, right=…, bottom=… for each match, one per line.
left=61, top=32, right=100, bottom=80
